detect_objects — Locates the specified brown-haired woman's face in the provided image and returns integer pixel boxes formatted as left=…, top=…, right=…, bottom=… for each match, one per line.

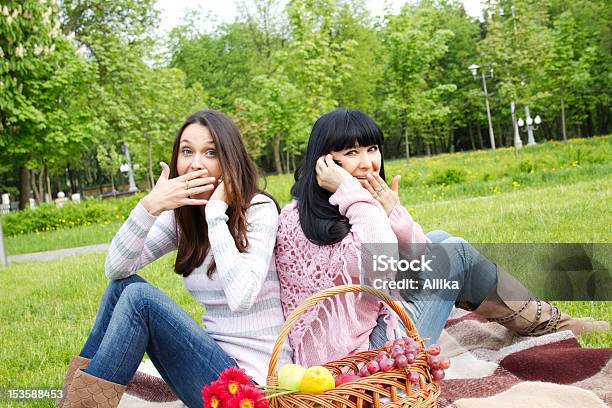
left=176, top=123, right=222, bottom=200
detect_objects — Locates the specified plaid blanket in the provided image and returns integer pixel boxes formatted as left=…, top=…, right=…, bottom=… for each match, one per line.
left=438, top=308, right=611, bottom=407
left=119, top=308, right=611, bottom=407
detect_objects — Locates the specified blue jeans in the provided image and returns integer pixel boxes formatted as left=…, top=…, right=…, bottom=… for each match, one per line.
left=369, top=230, right=498, bottom=347
left=79, top=275, right=237, bottom=408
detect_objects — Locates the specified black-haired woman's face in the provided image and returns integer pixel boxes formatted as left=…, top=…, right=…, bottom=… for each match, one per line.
left=330, top=143, right=381, bottom=180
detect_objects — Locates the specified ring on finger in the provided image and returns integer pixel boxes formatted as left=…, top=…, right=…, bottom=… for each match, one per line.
left=376, top=187, right=383, bottom=193
left=185, top=180, right=190, bottom=190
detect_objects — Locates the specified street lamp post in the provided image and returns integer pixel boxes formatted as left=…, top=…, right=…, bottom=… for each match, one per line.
left=469, top=64, right=496, bottom=150
left=517, top=107, right=541, bottom=146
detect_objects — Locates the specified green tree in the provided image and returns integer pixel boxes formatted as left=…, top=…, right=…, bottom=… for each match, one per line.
left=96, top=144, right=122, bottom=192
left=380, top=1, right=456, bottom=158
left=544, top=11, right=596, bottom=141
left=0, top=1, right=69, bottom=208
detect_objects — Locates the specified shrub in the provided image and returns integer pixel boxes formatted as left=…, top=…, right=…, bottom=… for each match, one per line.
left=428, top=168, right=466, bottom=186
left=0, top=193, right=145, bottom=236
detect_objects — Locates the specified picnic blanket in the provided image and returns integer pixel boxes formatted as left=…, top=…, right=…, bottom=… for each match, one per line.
left=119, top=308, right=611, bottom=407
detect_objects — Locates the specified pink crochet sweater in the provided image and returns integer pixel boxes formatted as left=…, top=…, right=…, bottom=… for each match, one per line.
left=275, top=177, right=429, bottom=366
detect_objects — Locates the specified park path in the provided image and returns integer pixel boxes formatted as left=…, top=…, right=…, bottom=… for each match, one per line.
left=7, top=243, right=110, bottom=264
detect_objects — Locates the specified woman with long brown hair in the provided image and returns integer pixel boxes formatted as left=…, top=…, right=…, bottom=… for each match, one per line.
left=58, top=110, right=291, bottom=408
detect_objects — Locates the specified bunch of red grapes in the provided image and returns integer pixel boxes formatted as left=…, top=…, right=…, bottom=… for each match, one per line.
left=356, top=337, right=450, bottom=382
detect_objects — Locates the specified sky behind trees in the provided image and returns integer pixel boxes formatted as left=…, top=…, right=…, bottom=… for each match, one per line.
left=155, top=0, right=484, bottom=35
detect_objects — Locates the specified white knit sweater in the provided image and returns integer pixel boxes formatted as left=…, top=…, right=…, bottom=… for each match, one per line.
left=105, top=195, right=292, bottom=384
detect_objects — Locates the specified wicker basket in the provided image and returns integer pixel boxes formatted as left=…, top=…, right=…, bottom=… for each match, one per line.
left=266, top=284, right=440, bottom=408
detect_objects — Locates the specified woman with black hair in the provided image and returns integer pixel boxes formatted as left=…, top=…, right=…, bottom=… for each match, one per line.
left=59, top=110, right=291, bottom=408
left=275, top=108, right=608, bottom=367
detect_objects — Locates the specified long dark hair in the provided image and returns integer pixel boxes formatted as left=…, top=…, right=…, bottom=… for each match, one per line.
left=170, top=110, right=278, bottom=277
left=291, top=108, right=386, bottom=245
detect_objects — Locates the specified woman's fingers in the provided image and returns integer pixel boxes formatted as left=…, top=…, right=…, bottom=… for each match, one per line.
left=176, top=169, right=209, bottom=182
left=180, top=184, right=215, bottom=198
left=184, top=176, right=216, bottom=189
left=390, top=175, right=401, bottom=192
left=315, top=157, right=326, bottom=175
left=158, top=162, right=170, bottom=181
left=180, top=198, right=208, bottom=206
left=361, top=178, right=378, bottom=197
left=366, top=173, right=383, bottom=193
left=373, top=173, right=390, bottom=191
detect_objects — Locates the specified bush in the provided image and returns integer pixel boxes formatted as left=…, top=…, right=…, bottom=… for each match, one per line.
left=428, top=168, right=467, bottom=186
left=0, top=193, right=145, bottom=236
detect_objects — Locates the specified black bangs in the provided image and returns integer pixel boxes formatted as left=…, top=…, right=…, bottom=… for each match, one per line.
left=320, top=109, right=385, bottom=152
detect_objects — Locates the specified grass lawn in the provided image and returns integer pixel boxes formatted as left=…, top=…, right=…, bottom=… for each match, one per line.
left=0, top=137, right=610, bottom=406
left=4, top=221, right=122, bottom=256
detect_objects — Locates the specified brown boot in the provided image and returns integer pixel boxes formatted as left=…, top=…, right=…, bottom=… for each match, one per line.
left=62, top=369, right=126, bottom=408
left=473, top=266, right=610, bottom=337
left=58, top=356, right=90, bottom=407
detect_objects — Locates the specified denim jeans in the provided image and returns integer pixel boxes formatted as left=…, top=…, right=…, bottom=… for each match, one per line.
left=79, top=275, right=237, bottom=408
left=369, top=230, right=498, bottom=347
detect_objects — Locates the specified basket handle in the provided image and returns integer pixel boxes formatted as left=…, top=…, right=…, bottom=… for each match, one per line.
left=267, top=284, right=418, bottom=380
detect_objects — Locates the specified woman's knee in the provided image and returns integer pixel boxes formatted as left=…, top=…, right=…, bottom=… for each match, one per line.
left=116, top=282, right=159, bottom=315
left=441, top=236, right=468, bottom=245
left=426, top=230, right=453, bottom=243
left=106, top=274, right=146, bottom=295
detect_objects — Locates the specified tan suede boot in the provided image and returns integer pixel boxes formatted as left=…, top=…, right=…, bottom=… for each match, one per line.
left=62, top=369, right=126, bottom=408
left=58, top=356, right=90, bottom=407
left=473, top=266, right=610, bottom=337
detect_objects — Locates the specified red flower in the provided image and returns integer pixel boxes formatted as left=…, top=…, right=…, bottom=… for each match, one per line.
left=202, top=382, right=224, bottom=408
left=227, top=386, right=269, bottom=408
left=217, top=368, right=253, bottom=399
left=218, top=367, right=252, bottom=386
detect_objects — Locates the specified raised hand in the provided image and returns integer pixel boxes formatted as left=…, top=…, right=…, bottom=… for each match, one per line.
left=140, top=162, right=216, bottom=216
left=359, top=173, right=401, bottom=215
left=209, top=179, right=227, bottom=203
left=316, top=154, right=353, bottom=193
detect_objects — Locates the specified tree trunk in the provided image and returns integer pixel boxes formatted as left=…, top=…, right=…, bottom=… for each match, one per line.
left=404, top=127, right=410, bottom=161
left=110, top=174, right=116, bottom=193
left=30, top=169, right=42, bottom=204
left=560, top=91, right=567, bottom=142
left=586, top=110, right=594, bottom=137
left=19, top=166, right=30, bottom=210
left=596, top=103, right=609, bottom=134
left=45, top=166, right=52, bottom=202
left=38, top=169, right=44, bottom=202
left=146, top=135, right=154, bottom=190
left=425, top=143, right=431, bottom=157
left=475, top=123, right=484, bottom=149
left=77, top=170, right=85, bottom=199
left=468, top=122, right=476, bottom=150
left=67, top=166, right=75, bottom=194
left=273, top=133, right=282, bottom=175
left=286, top=149, right=291, bottom=174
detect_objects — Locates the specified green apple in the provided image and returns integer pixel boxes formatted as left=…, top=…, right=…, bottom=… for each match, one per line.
left=278, top=363, right=307, bottom=391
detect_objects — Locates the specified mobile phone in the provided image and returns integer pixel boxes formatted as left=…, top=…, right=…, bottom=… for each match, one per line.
left=333, top=159, right=342, bottom=166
